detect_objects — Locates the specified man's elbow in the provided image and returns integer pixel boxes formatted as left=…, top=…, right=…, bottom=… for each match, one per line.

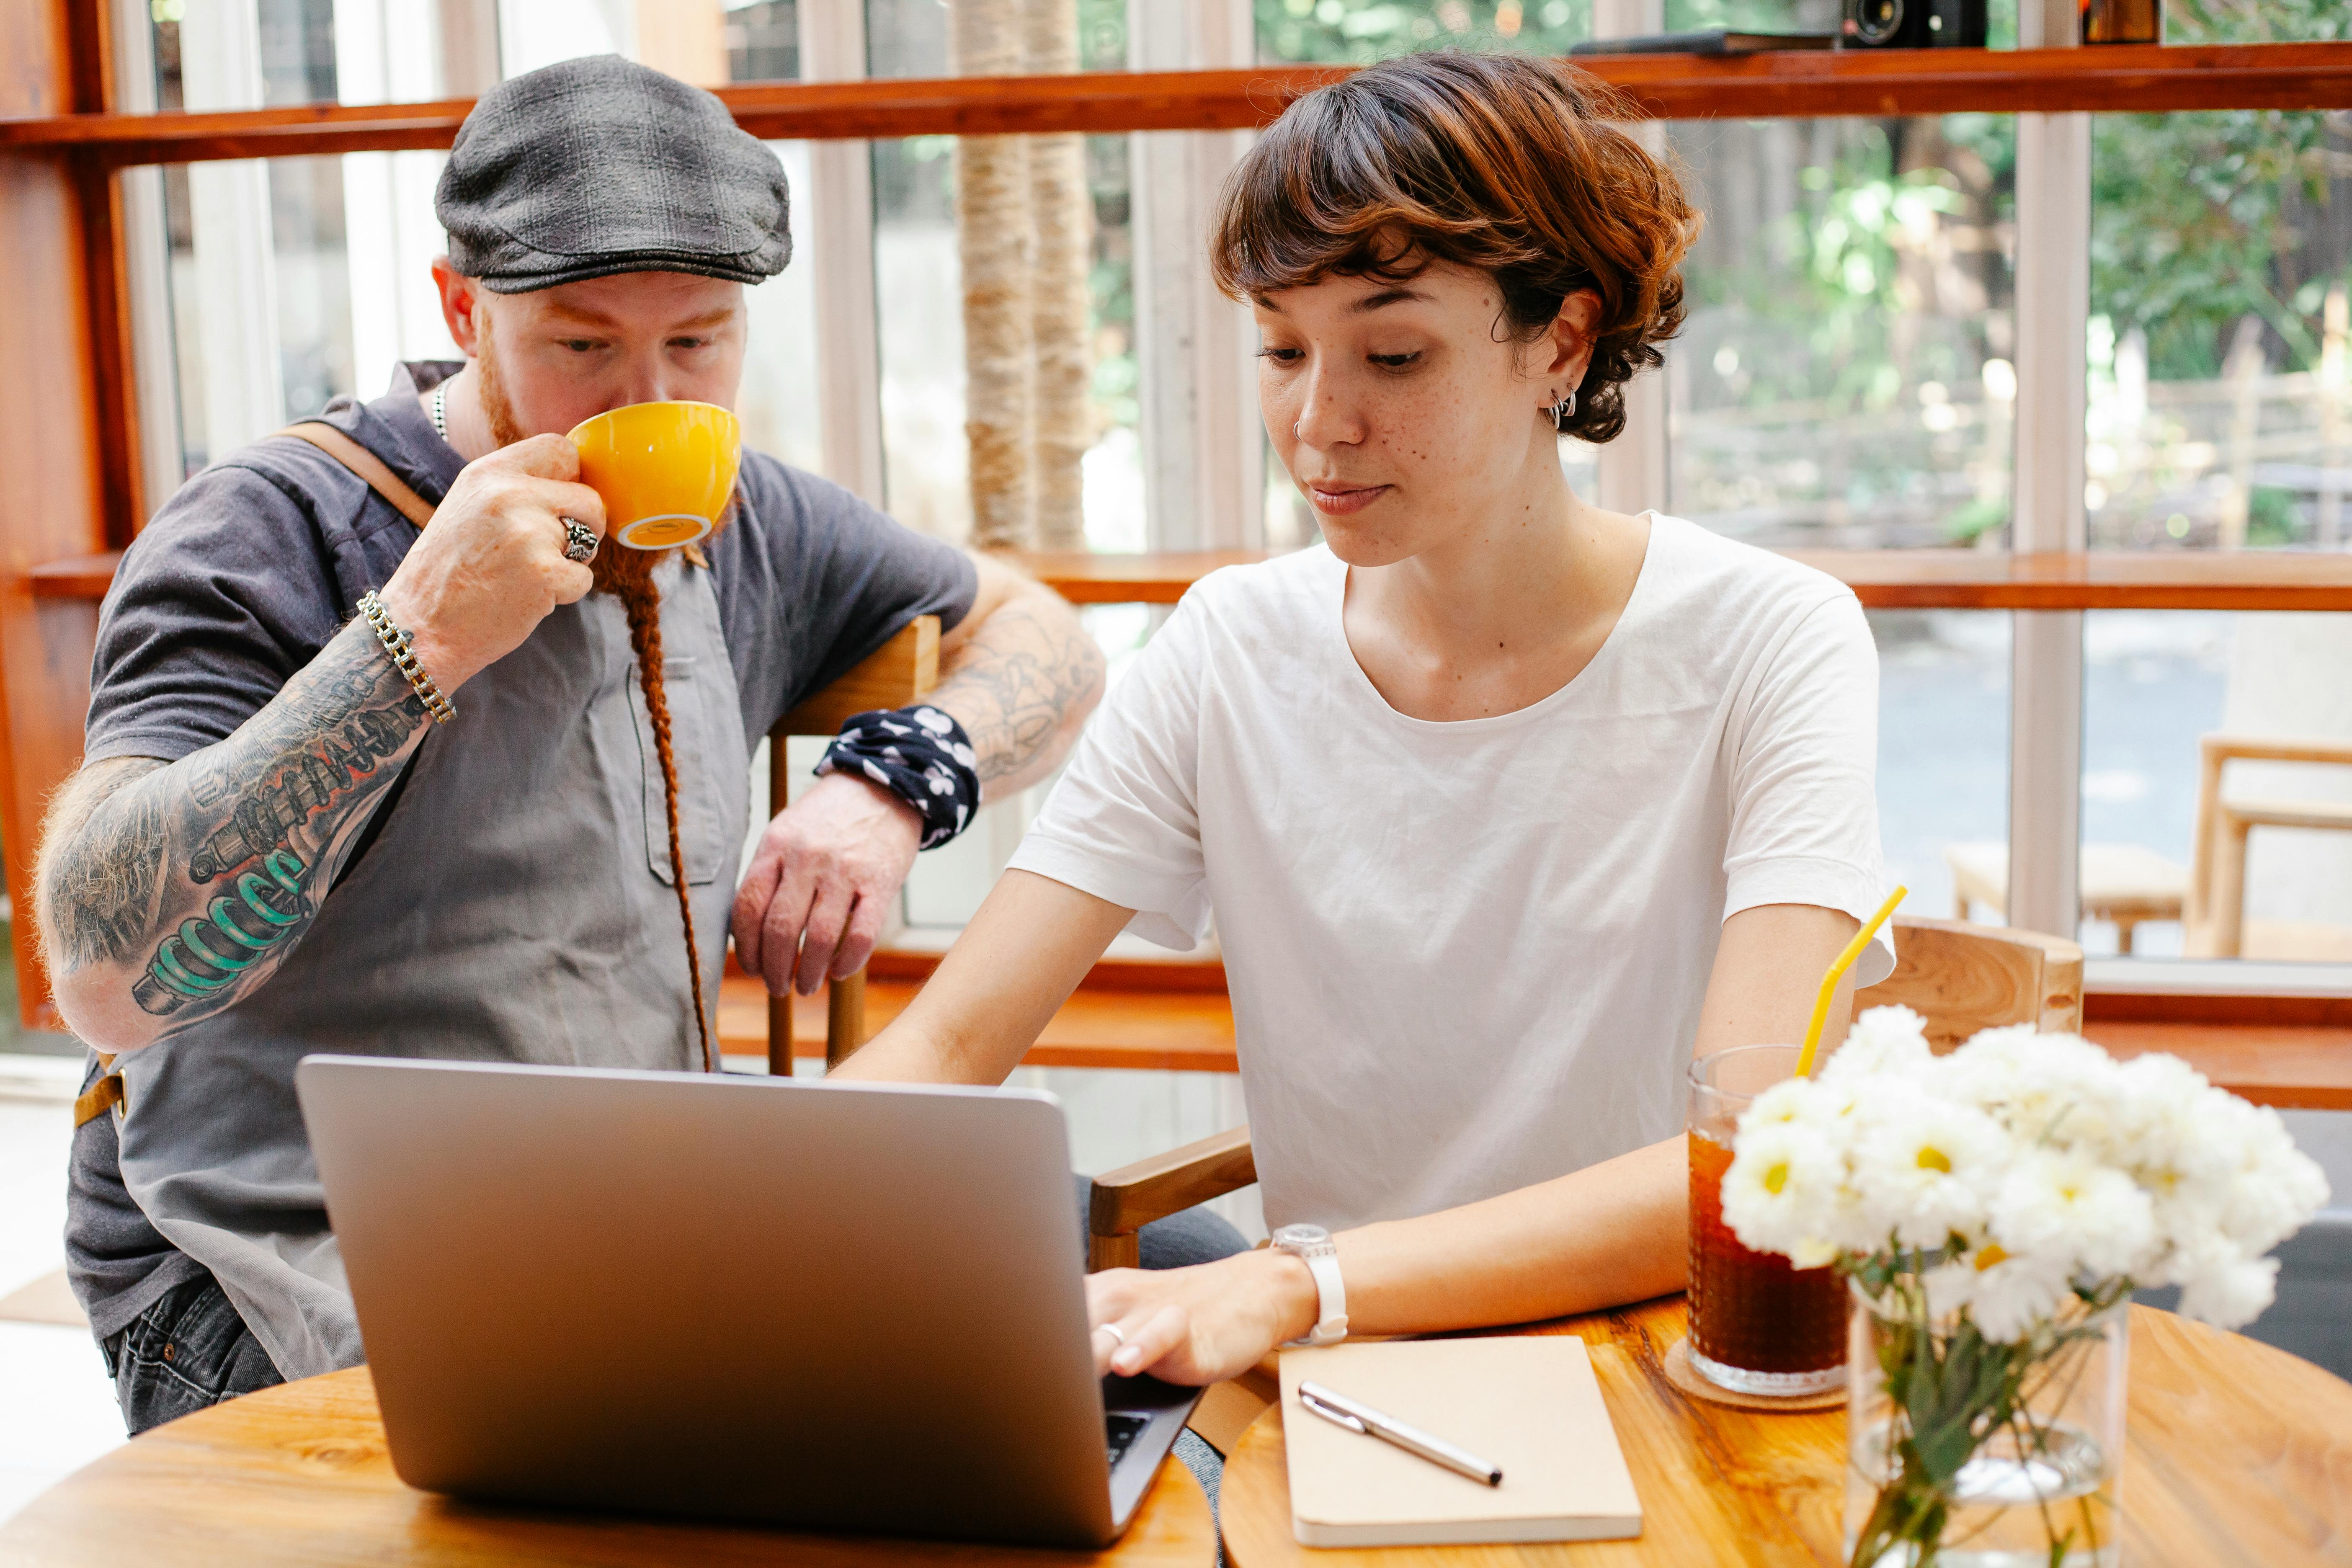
left=48, top=967, right=164, bottom=1055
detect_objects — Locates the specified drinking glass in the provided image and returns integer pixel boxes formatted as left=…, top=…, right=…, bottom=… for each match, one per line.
left=1686, top=1044, right=1847, bottom=1396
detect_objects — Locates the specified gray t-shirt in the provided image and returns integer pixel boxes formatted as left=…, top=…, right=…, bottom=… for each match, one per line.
left=67, top=363, right=976, bottom=1341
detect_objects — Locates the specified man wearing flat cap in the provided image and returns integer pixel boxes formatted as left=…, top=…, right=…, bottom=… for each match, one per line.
left=33, top=57, right=1187, bottom=1434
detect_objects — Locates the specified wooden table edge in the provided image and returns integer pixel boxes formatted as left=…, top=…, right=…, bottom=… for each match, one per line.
left=0, top=1364, right=1219, bottom=1567
left=1215, top=1300, right=2352, bottom=1568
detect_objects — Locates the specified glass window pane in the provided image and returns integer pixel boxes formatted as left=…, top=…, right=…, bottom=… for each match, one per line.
left=739, top=141, right=824, bottom=476
left=2059, top=619, right=2352, bottom=969
left=1668, top=115, right=2017, bottom=547
left=1877, top=611, right=2011, bottom=928
left=2089, top=108, right=2351, bottom=551
left=2081, top=611, right=2352, bottom=963
left=724, top=0, right=799, bottom=81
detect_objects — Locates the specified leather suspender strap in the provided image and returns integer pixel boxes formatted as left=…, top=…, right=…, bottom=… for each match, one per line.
left=275, top=419, right=713, bottom=570
left=72, top=1053, right=122, bottom=1130
left=275, top=422, right=436, bottom=528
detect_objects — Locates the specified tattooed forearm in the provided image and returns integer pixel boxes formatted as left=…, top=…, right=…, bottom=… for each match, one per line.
left=34, top=619, right=431, bottom=1050
left=925, top=592, right=1105, bottom=794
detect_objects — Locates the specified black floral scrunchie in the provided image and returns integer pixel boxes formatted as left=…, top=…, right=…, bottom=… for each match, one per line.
left=817, top=705, right=981, bottom=849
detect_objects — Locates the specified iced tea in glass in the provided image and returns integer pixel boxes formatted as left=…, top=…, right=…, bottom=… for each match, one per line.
left=1686, top=1044, right=1846, bottom=1395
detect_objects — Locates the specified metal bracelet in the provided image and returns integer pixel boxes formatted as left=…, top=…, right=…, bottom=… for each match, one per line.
left=356, top=590, right=455, bottom=725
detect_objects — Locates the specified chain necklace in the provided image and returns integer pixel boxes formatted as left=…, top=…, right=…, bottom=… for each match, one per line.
left=431, top=382, right=450, bottom=443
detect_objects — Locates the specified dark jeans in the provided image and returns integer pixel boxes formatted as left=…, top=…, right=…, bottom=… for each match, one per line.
left=104, top=1190, right=1249, bottom=1439
left=101, top=1275, right=285, bottom=1436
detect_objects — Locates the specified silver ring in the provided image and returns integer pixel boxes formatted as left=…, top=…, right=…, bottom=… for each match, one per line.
left=1094, top=1323, right=1127, bottom=1346
left=561, top=518, right=598, bottom=563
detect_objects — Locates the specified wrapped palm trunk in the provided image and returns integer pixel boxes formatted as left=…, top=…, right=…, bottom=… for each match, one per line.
left=952, top=0, right=1091, bottom=550
left=1024, top=0, right=1093, bottom=549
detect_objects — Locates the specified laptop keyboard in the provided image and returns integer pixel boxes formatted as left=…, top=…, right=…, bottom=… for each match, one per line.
left=1106, top=1413, right=1149, bottom=1469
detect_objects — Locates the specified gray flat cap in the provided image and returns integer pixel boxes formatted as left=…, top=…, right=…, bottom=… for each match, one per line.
left=436, top=55, right=789, bottom=293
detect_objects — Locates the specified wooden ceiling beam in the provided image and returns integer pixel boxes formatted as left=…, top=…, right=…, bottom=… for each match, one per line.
left=0, top=44, right=2348, bottom=166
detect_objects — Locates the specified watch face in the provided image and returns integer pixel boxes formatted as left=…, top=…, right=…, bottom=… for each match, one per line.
left=1272, top=1223, right=1333, bottom=1250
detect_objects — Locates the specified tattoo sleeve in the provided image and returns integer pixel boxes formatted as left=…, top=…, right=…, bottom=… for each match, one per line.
left=35, top=619, right=430, bottom=1043
left=922, top=593, right=1105, bottom=793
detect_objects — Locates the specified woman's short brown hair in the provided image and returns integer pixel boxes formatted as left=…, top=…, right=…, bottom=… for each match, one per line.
left=1210, top=50, right=1699, bottom=446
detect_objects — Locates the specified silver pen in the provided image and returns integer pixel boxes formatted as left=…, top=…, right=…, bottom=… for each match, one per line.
left=1297, top=1380, right=1504, bottom=1487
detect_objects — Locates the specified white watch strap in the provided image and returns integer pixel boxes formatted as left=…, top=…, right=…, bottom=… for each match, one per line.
left=1294, top=1248, right=1349, bottom=1347
left=1298, top=1251, right=1354, bottom=1354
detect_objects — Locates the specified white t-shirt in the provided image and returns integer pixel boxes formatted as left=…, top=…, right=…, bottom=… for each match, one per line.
left=1009, top=515, right=1893, bottom=1232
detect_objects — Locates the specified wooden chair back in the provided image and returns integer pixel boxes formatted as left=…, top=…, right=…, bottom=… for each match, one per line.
left=1086, top=915, right=2086, bottom=1271
left=1853, top=914, right=2085, bottom=1052
left=764, top=616, right=940, bottom=1075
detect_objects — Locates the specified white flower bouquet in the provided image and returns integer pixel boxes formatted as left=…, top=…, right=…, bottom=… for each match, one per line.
left=1722, top=1007, right=2329, bottom=1568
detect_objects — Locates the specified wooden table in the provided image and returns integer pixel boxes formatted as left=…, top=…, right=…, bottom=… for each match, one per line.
left=0, top=1367, right=1215, bottom=1567
left=1220, top=1297, right=2352, bottom=1567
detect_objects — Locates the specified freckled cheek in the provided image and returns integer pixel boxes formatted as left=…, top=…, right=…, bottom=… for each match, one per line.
left=1364, top=379, right=1483, bottom=479
left=1259, top=375, right=1303, bottom=446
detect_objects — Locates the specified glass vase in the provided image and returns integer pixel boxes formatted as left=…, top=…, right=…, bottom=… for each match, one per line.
left=1844, top=1278, right=2127, bottom=1568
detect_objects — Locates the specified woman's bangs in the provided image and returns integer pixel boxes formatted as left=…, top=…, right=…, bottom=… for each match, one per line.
left=1215, top=101, right=1443, bottom=298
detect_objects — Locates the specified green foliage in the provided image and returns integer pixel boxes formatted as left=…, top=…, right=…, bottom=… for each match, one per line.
left=1847, top=1269, right=2128, bottom=1568
left=2092, top=109, right=2346, bottom=379
left=1075, top=0, right=1129, bottom=69
left=2249, top=485, right=2306, bottom=547
left=2088, top=0, right=2350, bottom=380
left=1254, top=0, right=1590, bottom=64
left=1685, top=119, right=2005, bottom=413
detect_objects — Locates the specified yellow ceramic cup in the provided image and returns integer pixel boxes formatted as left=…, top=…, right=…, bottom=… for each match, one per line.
left=566, top=400, right=742, bottom=551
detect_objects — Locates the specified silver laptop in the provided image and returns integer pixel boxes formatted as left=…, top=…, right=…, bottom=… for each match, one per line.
left=296, top=1056, right=1202, bottom=1547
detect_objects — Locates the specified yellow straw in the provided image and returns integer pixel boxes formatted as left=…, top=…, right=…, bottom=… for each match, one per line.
left=1794, top=885, right=1907, bottom=1079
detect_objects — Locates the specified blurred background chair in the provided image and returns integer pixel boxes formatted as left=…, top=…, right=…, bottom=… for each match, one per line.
left=1084, top=915, right=2085, bottom=1271
left=1944, top=732, right=2352, bottom=961
left=2185, top=733, right=2352, bottom=961
left=1944, top=841, right=2185, bottom=955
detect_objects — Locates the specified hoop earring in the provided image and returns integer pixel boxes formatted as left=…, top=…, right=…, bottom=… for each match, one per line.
left=1547, top=389, right=1577, bottom=429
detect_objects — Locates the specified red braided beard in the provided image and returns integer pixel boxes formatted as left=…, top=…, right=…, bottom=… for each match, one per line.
left=474, top=335, right=725, bottom=1070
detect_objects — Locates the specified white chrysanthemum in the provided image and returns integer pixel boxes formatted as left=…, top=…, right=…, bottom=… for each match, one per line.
left=2181, top=1256, right=2280, bottom=1329
left=1822, top=1004, right=1933, bottom=1082
left=1988, top=1148, right=2157, bottom=1280
left=2206, top=1100, right=2331, bottom=1255
left=1721, top=1121, right=1843, bottom=1264
left=1964, top=1245, right=2072, bottom=1344
left=1919, top=1255, right=1980, bottom=1319
left=1727, top=1021, right=2329, bottom=1343
left=1849, top=1091, right=2008, bottom=1248
left=1739, top=1074, right=1862, bottom=1147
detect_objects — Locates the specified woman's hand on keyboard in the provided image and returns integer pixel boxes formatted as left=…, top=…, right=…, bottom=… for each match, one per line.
left=1085, top=1248, right=1321, bottom=1385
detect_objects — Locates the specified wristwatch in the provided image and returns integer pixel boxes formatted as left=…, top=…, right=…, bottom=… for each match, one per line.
left=1270, top=1223, right=1349, bottom=1347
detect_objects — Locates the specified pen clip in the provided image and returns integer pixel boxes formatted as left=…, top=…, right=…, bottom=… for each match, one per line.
left=1300, top=1387, right=1367, bottom=1435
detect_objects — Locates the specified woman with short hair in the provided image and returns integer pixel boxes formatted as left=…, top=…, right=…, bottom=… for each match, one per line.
left=839, top=49, right=1891, bottom=1383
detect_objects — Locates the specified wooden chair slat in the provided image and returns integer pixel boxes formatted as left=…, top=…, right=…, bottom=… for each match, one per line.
left=766, top=616, right=939, bottom=1073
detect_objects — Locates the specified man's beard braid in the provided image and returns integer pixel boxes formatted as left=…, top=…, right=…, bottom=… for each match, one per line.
left=473, top=329, right=715, bottom=1071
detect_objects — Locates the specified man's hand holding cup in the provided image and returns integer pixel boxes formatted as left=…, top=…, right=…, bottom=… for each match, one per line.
left=377, top=435, right=608, bottom=694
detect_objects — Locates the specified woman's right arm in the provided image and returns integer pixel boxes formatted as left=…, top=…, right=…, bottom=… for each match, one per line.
left=36, top=435, right=608, bottom=1054
left=826, top=869, right=1134, bottom=1085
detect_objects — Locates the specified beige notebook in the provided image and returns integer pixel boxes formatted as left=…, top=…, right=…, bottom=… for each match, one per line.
left=1279, top=1337, right=1643, bottom=1547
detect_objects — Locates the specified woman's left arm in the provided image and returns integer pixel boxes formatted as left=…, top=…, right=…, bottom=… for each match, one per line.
left=1088, top=900, right=1862, bottom=1384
